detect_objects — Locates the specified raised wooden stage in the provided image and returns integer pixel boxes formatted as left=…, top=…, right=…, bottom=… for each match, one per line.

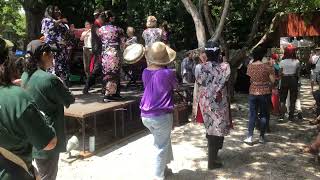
left=64, top=87, right=143, bottom=157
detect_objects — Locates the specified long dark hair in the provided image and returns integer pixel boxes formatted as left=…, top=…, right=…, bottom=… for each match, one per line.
left=45, top=5, right=54, bottom=19
left=104, top=10, right=114, bottom=23
left=24, top=45, right=52, bottom=77
left=252, top=46, right=267, bottom=62
left=0, top=57, right=16, bottom=86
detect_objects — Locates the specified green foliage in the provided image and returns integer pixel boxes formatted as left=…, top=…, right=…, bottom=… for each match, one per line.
left=0, top=0, right=26, bottom=43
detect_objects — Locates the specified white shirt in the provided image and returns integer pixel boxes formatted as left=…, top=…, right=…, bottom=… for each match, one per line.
left=81, top=29, right=92, bottom=48
left=311, top=55, right=320, bottom=71
left=280, top=59, right=300, bottom=75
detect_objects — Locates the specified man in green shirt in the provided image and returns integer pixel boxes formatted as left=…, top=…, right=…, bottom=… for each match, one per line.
left=21, top=40, right=75, bottom=180
left=0, top=38, right=57, bottom=180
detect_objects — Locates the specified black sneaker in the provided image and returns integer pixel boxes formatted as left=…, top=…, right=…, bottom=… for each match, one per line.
left=82, top=88, right=89, bottom=95
left=103, top=96, right=116, bottom=103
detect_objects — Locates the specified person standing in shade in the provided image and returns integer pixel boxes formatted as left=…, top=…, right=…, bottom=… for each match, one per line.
left=41, top=5, right=70, bottom=85
left=195, top=41, right=231, bottom=169
left=98, top=11, right=125, bottom=102
left=244, top=46, right=275, bottom=145
left=80, top=21, right=92, bottom=78
left=309, top=48, right=320, bottom=117
left=21, top=40, right=75, bottom=180
left=181, top=51, right=195, bottom=84
left=142, top=16, right=163, bottom=48
left=279, top=45, right=300, bottom=121
left=160, top=21, right=170, bottom=46
left=125, top=26, right=138, bottom=47
left=140, top=42, right=177, bottom=180
left=83, top=9, right=105, bottom=94
left=0, top=38, right=57, bottom=180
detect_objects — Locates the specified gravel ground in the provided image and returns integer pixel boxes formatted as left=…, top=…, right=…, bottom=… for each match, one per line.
left=57, top=79, right=320, bottom=180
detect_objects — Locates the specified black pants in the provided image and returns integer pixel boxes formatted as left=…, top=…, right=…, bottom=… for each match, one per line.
left=0, top=155, right=35, bottom=180
left=207, top=134, right=224, bottom=169
left=34, top=154, right=60, bottom=180
left=84, top=54, right=102, bottom=90
left=280, top=76, right=298, bottom=118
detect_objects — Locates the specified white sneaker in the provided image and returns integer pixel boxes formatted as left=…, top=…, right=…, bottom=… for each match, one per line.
left=244, top=136, right=253, bottom=145
left=259, top=136, right=266, bottom=144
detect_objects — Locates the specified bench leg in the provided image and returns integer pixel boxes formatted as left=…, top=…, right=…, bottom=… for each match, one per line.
left=81, top=118, right=86, bottom=152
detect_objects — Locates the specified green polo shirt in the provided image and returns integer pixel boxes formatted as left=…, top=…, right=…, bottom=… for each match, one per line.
left=21, top=69, right=75, bottom=159
left=0, top=85, right=55, bottom=179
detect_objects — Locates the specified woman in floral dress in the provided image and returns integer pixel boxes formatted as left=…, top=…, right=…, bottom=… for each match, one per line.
left=41, top=5, right=70, bottom=85
left=98, top=11, right=125, bottom=102
left=195, top=41, right=231, bottom=169
left=142, top=16, right=163, bottom=48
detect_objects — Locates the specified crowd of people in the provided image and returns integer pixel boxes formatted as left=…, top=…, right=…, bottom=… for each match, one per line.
left=2, top=4, right=320, bottom=180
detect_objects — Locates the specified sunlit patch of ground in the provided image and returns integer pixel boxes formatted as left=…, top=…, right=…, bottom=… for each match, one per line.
left=57, top=79, right=320, bottom=180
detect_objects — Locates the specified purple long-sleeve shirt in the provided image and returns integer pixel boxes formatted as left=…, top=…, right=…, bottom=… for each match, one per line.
left=140, top=68, right=178, bottom=118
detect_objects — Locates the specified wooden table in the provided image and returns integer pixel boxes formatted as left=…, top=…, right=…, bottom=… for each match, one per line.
left=64, top=93, right=141, bottom=155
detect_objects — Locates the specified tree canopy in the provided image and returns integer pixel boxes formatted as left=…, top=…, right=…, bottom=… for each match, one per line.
left=0, top=0, right=26, bottom=44
left=1, top=0, right=320, bottom=51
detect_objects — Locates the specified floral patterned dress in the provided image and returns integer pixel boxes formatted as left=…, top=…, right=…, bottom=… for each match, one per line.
left=41, top=17, right=70, bottom=82
left=195, top=61, right=231, bottom=136
left=98, top=24, right=125, bottom=96
left=142, top=28, right=163, bottom=48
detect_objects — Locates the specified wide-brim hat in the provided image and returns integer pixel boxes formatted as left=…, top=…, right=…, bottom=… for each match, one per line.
left=123, top=44, right=145, bottom=64
left=146, top=42, right=176, bottom=65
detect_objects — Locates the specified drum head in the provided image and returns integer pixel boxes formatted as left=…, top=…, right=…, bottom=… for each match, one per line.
left=123, top=44, right=145, bottom=64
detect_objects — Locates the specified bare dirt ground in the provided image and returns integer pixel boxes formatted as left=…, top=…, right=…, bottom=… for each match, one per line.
left=57, top=79, right=320, bottom=180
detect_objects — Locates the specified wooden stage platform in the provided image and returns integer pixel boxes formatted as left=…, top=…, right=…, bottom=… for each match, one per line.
left=64, top=86, right=143, bottom=157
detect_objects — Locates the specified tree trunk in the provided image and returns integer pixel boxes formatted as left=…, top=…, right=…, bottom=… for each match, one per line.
left=24, top=8, right=43, bottom=41
left=203, top=0, right=215, bottom=36
left=181, top=0, right=206, bottom=47
left=251, top=12, right=283, bottom=50
left=19, top=0, right=45, bottom=42
left=209, top=0, right=230, bottom=42
left=245, top=0, right=270, bottom=47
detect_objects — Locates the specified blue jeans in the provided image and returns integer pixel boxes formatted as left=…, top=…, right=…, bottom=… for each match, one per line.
left=142, top=113, right=174, bottom=180
left=248, top=95, right=269, bottom=137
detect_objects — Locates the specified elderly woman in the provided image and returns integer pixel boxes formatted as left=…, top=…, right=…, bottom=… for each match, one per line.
left=41, top=5, right=70, bottom=85
left=140, top=42, right=177, bottom=180
left=279, top=45, right=300, bottom=121
left=98, top=11, right=125, bottom=102
left=142, top=16, right=163, bottom=48
left=244, top=46, right=275, bottom=145
left=195, top=41, right=231, bottom=169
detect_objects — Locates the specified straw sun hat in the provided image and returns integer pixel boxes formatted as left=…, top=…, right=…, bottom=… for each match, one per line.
left=146, top=42, right=176, bottom=66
